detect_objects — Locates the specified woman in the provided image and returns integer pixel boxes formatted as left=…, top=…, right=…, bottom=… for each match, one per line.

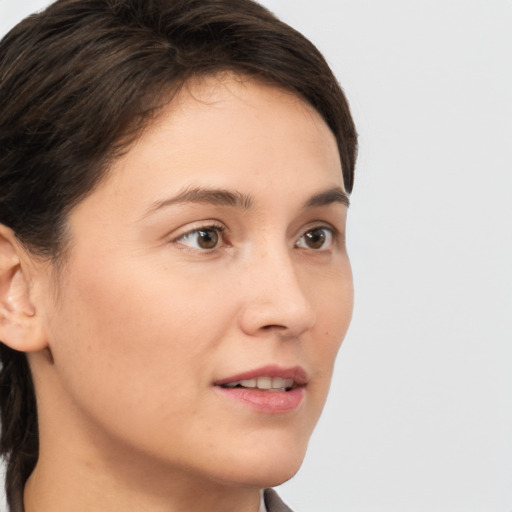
left=0, top=0, right=357, bottom=511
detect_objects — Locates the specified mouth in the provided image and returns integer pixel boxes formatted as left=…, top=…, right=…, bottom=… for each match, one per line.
left=220, top=376, right=296, bottom=392
left=215, top=365, right=308, bottom=390
left=214, top=366, right=308, bottom=413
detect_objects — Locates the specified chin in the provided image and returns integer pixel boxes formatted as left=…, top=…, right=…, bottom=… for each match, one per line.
left=216, top=463, right=303, bottom=490
left=252, top=459, right=304, bottom=488
left=210, top=440, right=308, bottom=489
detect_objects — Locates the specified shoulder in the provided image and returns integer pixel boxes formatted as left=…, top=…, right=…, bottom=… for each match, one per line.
left=264, top=488, right=294, bottom=512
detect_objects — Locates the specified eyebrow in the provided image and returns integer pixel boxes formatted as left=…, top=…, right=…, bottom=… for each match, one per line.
left=304, top=187, right=350, bottom=209
left=142, top=187, right=253, bottom=218
left=142, top=185, right=349, bottom=219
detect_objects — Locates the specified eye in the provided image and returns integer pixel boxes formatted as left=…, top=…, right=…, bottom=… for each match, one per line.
left=175, top=225, right=225, bottom=250
left=295, top=226, right=334, bottom=250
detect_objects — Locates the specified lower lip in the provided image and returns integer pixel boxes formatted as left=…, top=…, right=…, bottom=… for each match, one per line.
left=215, top=386, right=305, bottom=414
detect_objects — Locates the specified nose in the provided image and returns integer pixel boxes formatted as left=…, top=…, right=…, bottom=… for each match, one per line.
left=237, top=247, right=317, bottom=338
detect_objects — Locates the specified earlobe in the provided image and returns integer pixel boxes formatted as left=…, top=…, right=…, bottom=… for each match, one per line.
left=0, top=225, right=47, bottom=352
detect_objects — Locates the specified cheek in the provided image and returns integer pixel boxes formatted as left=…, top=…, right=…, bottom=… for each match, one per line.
left=46, top=257, right=229, bottom=433
left=306, top=258, right=353, bottom=390
left=310, top=254, right=353, bottom=335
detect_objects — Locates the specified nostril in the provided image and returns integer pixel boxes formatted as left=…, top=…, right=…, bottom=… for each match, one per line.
left=261, top=324, right=287, bottom=331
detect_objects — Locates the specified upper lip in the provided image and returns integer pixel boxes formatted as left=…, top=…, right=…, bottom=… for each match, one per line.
left=214, top=365, right=308, bottom=386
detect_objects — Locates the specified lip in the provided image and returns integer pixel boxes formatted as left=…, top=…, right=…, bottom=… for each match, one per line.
left=214, top=365, right=308, bottom=387
left=214, top=365, right=308, bottom=414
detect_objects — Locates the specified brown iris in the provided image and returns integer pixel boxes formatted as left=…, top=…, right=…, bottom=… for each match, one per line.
left=303, top=228, right=326, bottom=249
left=196, top=228, right=219, bottom=249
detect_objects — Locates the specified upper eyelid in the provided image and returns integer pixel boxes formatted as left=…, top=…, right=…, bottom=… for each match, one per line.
left=297, top=221, right=339, bottom=237
left=172, top=222, right=225, bottom=241
left=296, top=225, right=335, bottom=242
left=297, top=223, right=345, bottom=252
left=169, top=220, right=342, bottom=245
left=171, top=225, right=227, bottom=253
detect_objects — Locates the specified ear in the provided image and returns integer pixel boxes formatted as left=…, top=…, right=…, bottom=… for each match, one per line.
left=0, top=225, right=47, bottom=352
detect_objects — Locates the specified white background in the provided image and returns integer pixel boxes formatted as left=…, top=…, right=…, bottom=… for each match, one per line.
left=1, top=1, right=511, bottom=511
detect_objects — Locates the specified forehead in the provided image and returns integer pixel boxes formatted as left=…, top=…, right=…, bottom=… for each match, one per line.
left=67, top=74, right=344, bottom=234
left=109, top=74, right=342, bottom=189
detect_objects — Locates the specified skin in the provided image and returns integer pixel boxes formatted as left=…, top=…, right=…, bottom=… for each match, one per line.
left=12, top=75, right=353, bottom=512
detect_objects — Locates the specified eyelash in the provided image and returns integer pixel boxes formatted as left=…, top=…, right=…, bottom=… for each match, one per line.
left=173, top=224, right=337, bottom=252
left=173, top=223, right=227, bottom=251
left=295, top=226, right=335, bottom=251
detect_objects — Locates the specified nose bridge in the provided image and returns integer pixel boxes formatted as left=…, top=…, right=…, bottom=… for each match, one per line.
left=238, top=240, right=316, bottom=337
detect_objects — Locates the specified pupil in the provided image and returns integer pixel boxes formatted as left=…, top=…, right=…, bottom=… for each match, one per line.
left=305, top=229, right=325, bottom=249
left=198, top=229, right=218, bottom=249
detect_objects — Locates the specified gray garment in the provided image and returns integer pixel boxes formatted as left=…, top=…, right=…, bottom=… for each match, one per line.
left=264, top=489, right=294, bottom=512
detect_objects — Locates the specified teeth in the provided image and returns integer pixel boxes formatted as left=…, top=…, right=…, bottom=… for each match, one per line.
left=272, top=377, right=285, bottom=389
left=222, top=376, right=295, bottom=391
left=257, top=376, right=272, bottom=389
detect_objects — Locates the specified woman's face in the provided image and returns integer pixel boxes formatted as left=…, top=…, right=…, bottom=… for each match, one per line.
left=33, top=76, right=353, bottom=489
